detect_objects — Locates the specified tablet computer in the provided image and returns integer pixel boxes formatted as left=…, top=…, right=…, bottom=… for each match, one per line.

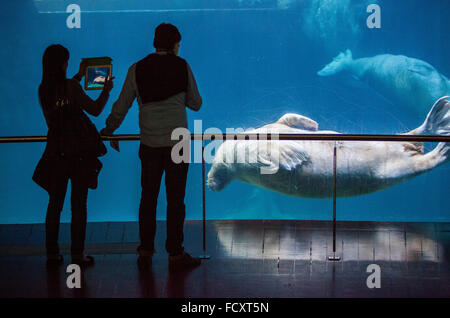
left=82, top=57, right=113, bottom=90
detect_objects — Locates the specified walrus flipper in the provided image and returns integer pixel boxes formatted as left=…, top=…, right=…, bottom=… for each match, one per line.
left=252, top=140, right=309, bottom=176
left=276, top=113, right=319, bottom=131
left=409, top=96, right=450, bottom=136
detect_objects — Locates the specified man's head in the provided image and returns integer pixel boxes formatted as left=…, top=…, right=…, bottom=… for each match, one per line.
left=153, top=23, right=181, bottom=55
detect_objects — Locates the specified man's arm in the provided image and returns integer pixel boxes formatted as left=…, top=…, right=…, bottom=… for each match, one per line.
left=101, top=64, right=137, bottom=135
left=185, top=63, right=202, bottom=111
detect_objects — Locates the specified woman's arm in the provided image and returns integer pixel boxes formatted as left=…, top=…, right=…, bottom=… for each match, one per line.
left=69, top=60, right=114, bottom=116
left=72, top=59, right=86, bottom=82
left=69, top=78, right=113, bottom=117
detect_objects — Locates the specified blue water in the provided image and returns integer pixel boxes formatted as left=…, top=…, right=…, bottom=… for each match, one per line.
left=0, top=0, right=449, bottom=224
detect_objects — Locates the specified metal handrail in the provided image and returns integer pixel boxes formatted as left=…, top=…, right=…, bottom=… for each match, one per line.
left=1, top=133, right=449, bottom=143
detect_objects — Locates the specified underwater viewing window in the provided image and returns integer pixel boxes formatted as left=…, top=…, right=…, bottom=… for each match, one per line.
left=0, top=0, right=449, bottom=224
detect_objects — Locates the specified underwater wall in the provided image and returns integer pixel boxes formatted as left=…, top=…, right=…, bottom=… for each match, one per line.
left=0, top=0, right=449, bottom=223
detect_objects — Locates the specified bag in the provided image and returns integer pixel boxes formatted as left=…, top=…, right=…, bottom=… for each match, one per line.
left=33, top=95, right=106, bottom=192
left=33, top=155, right=103, bottom=191
left=44, top=102, right=107, bottom=158
left=58, top=110, right=107, bottom=158
left=80, top=156, right=103, bottom=190
left=77, top=111, right=107, bottom=157
left=32, top=156, right=53, bottom=193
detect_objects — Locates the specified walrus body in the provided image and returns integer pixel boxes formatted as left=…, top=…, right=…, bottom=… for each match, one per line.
left=207, top=97, right=450, bottom=198
left=318, top=50, right=450, bottom=116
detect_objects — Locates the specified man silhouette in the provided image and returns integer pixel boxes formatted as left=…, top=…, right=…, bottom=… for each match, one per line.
left=101, top=23, right=202, bottom=270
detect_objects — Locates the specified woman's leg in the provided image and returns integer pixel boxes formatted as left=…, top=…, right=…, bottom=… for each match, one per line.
left=45, top=159, right=69, bottom=257
left=70, top=160, right=89, bottom=257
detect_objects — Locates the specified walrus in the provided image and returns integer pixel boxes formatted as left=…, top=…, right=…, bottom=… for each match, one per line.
left=207, top=97, right=450, bottom=198
left=317, top=50, right=450, bottom=116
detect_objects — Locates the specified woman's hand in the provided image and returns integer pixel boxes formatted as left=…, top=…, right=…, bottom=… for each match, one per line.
left=103, top=76, right=115, bottom=92
left=76, top=60, right=87, bottom=79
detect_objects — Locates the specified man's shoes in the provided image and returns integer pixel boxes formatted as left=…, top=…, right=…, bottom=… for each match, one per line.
left=168, top=252, right=201, bottom=271
left=71, top=255, right=95, bottom=267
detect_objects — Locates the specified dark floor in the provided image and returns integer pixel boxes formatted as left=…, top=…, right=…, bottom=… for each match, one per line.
left=0, top=220, right=449, bottom=298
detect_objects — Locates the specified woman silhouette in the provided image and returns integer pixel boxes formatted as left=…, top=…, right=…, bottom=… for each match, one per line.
left=36, top=44, right=113, bottom=266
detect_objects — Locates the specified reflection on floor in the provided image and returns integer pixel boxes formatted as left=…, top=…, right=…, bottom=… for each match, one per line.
left=0, top=220, right=449, bottom=297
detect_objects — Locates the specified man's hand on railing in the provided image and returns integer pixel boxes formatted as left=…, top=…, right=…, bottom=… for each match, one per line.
left=100, top=128, right=120, bottom=152
left=110, top=140, right=120, bottom=152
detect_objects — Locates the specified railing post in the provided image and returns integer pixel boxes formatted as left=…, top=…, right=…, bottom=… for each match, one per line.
left=199, top=140, right=210, bottom=260
left=328, top=141, right=341, bottom=261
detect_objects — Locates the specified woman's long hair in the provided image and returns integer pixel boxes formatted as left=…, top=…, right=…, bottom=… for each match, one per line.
left=39, top=44, right=70, bottom=115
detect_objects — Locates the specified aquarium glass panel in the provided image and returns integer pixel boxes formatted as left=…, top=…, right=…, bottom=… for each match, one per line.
left=0, top=0, right=448, bottom=223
